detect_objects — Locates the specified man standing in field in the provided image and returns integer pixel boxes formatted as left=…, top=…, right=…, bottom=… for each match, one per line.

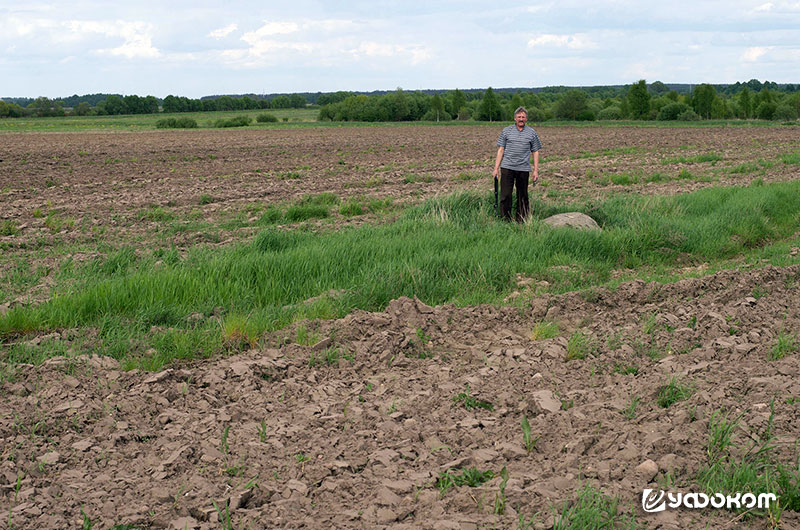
left=492, top=107, right=542, bottom=222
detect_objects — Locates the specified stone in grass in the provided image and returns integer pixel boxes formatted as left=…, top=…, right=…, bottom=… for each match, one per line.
left=542, top=212, right=601, bottom=231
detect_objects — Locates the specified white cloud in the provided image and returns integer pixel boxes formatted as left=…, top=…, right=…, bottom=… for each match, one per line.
left=528, top=33, right=596, bottom=50
left=742, top=46, right=770, bottom=61
left=209, top=24, right=237, bottom=39
left=243, top=21, right=299, bottom=40
left=65, top=20, right=160, bottom=58
left=755, top=2, right=774, bottom=11
left=350, top=42, right=430, bottom=64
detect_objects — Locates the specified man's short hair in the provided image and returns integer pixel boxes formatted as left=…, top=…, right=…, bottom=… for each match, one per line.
left=514, top=106, right=528, bottom=117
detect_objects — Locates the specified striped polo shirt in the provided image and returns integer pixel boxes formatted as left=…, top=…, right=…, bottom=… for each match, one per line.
left=497, top=125, right=542, bottom=172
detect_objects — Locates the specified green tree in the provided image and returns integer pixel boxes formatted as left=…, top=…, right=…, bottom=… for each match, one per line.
left=756, top=101, right=777, bottom=120
left=103, top=95, right=126, bottom=115
left=27, top=97, right=64, bottom=117
left=627, top=80, right=651, bottom=120
left=555, top=90, right=588, bottom=120
left=73, top=102, right=92, bottom=116
left=478, top=87, right=502, bottom=121
left=649, top=81, right=669, bottom=95
left=738, top=87, right=753, bottom=119
left=691, top=84, right=716, bottom=119
left=271, top=95, right=292, bottom=109
left=430, top=94, right=445, bottom=122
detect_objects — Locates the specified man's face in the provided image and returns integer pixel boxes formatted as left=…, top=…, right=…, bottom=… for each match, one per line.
left=514, top=112, right=527, bottom=128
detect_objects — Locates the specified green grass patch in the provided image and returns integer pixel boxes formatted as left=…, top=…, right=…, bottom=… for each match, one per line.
left=657, top=376, right=694, bottom=408
left=574, top=146, right=640, bottom=159
left=452, top=384, right=493, bottom=411
left=566, top=330, right=592, bottom=361
left=697, top=405, right=800, bottom=520
left=436, top=467, right=495, bottom=497
left=213, top=116, right=252, bottom=128
left=662, top=152, right=723, bottom=165
left=402, top=173, right=435, bottom=184
left=1, top=220, right=20, bottom=236
left=554, top=483, right=642, bottom=529
left=5, top=181, right=800, bottom=368
left=530, top=321, right=560, bottom=340
left=781, top=151, right=800, bottom=165
left=769, top=330, right=799, bottom=361
left=155, top=117, right=198, bottom=129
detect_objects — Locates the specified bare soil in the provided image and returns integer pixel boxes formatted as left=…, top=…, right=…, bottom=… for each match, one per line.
left=1, top=125, right=798, bottom=251
left=2, top=125, right=800, bottom=529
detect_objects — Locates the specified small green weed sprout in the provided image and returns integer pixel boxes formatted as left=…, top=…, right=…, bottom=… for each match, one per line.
left=258, top=419, right=267, bottom=443
left=452, top=384, right=494, bottom=411
left=521, top=415, right=539, bottom=452
left=622, top=394, right=640, bottom=419
left=436, top=467, right=495, bottom=497
left=494, top=466, right=510, bottom=515
left=220, top=425, right=230, bottom=455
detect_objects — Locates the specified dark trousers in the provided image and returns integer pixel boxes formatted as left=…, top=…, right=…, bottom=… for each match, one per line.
left=499, top=168, right=530, bottom=222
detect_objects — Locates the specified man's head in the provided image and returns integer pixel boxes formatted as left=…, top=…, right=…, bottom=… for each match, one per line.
left=514, top=107, right=528, bottom=129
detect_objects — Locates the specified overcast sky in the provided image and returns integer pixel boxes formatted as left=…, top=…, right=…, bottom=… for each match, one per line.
left=2, top=1, right=799, bottom=99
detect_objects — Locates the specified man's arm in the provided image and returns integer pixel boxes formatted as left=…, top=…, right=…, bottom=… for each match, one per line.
left=531, top=150, right=539, bottom=182
left=492, top=146, right=504, bottom=178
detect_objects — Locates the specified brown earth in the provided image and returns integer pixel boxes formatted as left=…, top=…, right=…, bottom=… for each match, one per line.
left=3, top=266, right=800, bottom=529
left=1, top=125, right=800, bottom=529
left=1, top=125, right=798, bottom=252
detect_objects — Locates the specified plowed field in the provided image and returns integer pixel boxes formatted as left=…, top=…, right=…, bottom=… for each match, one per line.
left=2, top=125, right=800, bottom=529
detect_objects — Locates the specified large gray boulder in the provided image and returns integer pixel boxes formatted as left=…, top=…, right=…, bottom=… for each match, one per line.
left=542, top=212, right=601, bottom=231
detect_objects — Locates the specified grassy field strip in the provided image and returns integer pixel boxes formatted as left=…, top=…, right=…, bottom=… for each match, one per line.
left=3, top=180, right=800, bottom=370
left=1, top=112, right=795, bottom=132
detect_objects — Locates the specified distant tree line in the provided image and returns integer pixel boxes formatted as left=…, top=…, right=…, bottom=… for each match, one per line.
left=2, top=80, right=798, bottom=121
left=0, top=93, right=308, bottom=118
left=316, top=80, right=800, bottom=123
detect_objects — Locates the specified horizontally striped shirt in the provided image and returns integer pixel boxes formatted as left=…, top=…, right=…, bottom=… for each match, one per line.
left=496, top=125, right=542, bottom=172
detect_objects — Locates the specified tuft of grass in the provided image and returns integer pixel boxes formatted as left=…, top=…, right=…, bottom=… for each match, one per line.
left=1, top=220, right=19, bottom=236
left=769, top=330, right=798, bottom=361
left=452, top=384, right=494, bottom=411
left=221, top=314, right=262, bottom=350
left=657, top=376, right=694, bottom=408
left=566, top=330, right=591, bottom=361
left=622, top=394, right=640, bottom=419
left=436, top=467, right=495, bottom=497
left=530, top=321, right=560, bottom=340
left=554, top=483, right=642, bottom=530
left=198, top=194, right=215, bottom=205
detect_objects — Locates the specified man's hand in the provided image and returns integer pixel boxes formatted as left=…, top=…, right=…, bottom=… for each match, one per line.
left=492, top=167, right=499, bottom=178
left=532, top=168, right=539, bottom=183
